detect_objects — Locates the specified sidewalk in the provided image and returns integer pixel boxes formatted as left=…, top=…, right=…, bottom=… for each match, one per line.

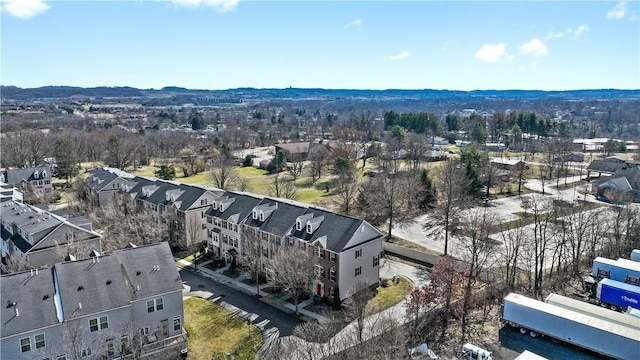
left=175, top=257, right=326, bottom=323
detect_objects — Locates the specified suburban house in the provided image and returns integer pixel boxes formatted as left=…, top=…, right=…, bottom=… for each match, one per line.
left=423, top=150, right=449, bottom=162
left=1, top=166, right=54, bottom=195
left=586, top=159, right=638, bottom=179
left=274, top=141, right=327, bottom=162
left=490, top=158, right=525, bottom=172
left=1, top=181, right=23, bottom=204
left=0, top=242, right=187, bottom=359
left=0, top=200, right=102, bottom=273
left=594, top=167, right=640, bottom=203
left=85, top=167, right=135, bottom=207
left=206, top=191, right=384, bottom=300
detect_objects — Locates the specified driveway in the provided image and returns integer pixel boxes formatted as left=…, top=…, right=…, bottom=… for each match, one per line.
left=179, top=269, right=303, bottom=336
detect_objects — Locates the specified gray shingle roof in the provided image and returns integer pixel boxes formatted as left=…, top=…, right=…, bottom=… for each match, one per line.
left=206, top=191, right=263, bottom=222
left=1, top=268, right=59, bottom=339
left=289, top=208, right=383, bottom=253
left=244, top=198, right=307, bottom=236
left=1, top=242, right=182, bottom=338
left=1, top=166, right=52, bottom=185
left=587, top=160, right=628, bottom=174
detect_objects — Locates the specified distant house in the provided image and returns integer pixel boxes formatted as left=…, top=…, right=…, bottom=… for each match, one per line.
left=594, top=167, right=640, bottom=203
left=586, top=159, right=635, bottom=178
left=553, top=153, right=585, bottom=163
left=274, top=141, right=327, bottom=162
left=482, top=143, right=506, bottom=151
left=258, top=158, right=272, bottom=170
left=207, top=192, right=384, bottom=300
left=0, top=201, right=102, bottom=272
left=423, top=150, right=448, bottom=162
left=0, top=242, right=187, bottom=360
left=490, top=158, right=525, bottom=172
left=0, top=166, right=53, bottom=195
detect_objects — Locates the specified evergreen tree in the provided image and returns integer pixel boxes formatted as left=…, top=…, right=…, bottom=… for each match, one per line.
left=53, top=138, right=79, bottom=184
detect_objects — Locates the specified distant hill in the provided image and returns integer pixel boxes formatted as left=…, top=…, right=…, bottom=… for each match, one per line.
left=2, top=85, right=639, bottom=101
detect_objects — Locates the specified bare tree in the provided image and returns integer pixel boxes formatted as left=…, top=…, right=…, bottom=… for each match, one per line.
left=104, top=130, right=142, bottom=170
left=433, top=159, right=470, bottom=255
left=499, top=225, right=527, bottom=289
left=345, top=281, right=375, bottom=344
left=269, top=173, right=298, bottom=200
left=240, top=225, right=263, bottom=296
left=287, top=150, right=305, bottom=181
left=405, top=132, right=431, bottom=171
left=210, top=158, right=240, bottom=190
left=455, top=209, right=500, bottom=340
left=268, top=247, right=319, bottom=314
left=308, top=146, right=329, bottom=183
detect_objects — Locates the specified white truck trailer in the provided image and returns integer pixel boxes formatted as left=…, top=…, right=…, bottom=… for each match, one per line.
left=502, top=293, right=640, bottom=360
left=544, top=293, right=640, bottom=330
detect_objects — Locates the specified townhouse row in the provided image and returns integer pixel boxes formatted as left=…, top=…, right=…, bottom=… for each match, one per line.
left=86, top=167, right=384, bottom=300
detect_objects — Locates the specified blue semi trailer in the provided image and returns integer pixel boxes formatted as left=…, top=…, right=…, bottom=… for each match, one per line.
left=595, top=278, right=640, bottom=312
left=590, top=257, right=640, bottom=283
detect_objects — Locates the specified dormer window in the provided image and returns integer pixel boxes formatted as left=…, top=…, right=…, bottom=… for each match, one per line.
left=253, top=210, right=258, bottom=220
left=33, top=171, right=39, bottom=179
left=259, top=213, right=264, bottom=221
left=213, top=201, right=218, bottom=210
left=41, top=170, right=47, bottom=178
left=219, top=204, right=224, bottom=212
left=296, top=221, right=302, bottom=231
left=306, top=224, right=312, bottom=233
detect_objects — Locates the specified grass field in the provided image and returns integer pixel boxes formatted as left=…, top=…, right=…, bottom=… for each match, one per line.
left=369, top=276, right=413, bottom=313
left=184, top=297, right=261, bottom=360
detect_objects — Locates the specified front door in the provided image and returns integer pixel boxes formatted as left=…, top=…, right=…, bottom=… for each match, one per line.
left=161, top=319, right=168, bottom=337
left=316, top=283, right=322, bottom=296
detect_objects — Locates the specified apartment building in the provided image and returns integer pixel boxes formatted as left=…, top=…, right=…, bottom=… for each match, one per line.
left=1, top=166, right=53, bottom=195
left=0, top=242, right=186, bottom=360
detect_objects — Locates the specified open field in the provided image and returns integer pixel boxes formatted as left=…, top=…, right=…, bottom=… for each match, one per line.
left=184, top=297, right=261, bottom=360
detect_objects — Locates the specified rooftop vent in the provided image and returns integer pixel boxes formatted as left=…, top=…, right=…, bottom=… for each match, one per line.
left=6, top=301, right=16, bottom=309
left=106, top=280, right=112, bottom=285
left=136, top=271, right=141, bottom=276
left=42, top=294, right=49, bottom=301
left=77, top=286, right=84, bottom=291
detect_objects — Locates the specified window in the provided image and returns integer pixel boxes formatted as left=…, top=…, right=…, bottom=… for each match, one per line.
left=233, top=224, right=238, bottom=232
left=355, top=249, right=362, bottom=258
left=222, top=234, right=228, bottom=244
left=306, top=224, right=312, bottom=233
left=35, top=334, right=45, bottom=349
left=201, top=199, right=207, bottom=206
left=147, top=298, right=163, bottom=312
left=201, top=223, right=206, bottom=230
left=56, top=355, right=67, bottom=360
left=296, top=221, right=302, bottom=231
left=330, top=268, right=336, bottom=282
left=329, top=287, right=335, bottom=298
left=355, top=267, right=362, bottom=276
left=222, top=220, right=227, bottom=229
left=373, top=255, right=379, bottom=267
left=315, top=265, right=324, bottom=277
left=201, top=211, right=205, bottom=218
left=173, top=316, right=181, bottom=331
left=261, top=232, right=269, bottom=241
left=315, top=247, right=325, bottom=259
left=596, top=269, right=610, bottom=280
left=81, top=348, right=92, bottom=358
left=89, top=316, right=108, bottom=332
left=330, top=253, right=336, bottom=263
left=20, top=337, right=31, bottom=352
left=288, top=238, right=294, bottom=246
left=140, top=327, right=149, bottom=336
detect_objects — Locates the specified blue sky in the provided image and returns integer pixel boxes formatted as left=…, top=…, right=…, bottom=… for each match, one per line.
left=1, top=1, right=639, bottom=90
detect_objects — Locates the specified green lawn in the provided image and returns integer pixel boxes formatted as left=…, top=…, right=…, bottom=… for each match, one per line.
left=184, top=297, right=262, bottom=360
left=369, top=276, right=413, bottom=313
left=237, top=166, right=268, bottom=177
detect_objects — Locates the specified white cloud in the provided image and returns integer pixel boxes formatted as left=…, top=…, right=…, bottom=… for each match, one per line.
left=520, top=37, right=548, bottom=57
left=0, top=0, right=50, bottom=19
left=171, top=0, right=239, bottom=12
left=388, top=51, right=409, bottom=61
left=544, top=31, right=565, bottom=40
left=606, top=1, right=626, bottom=19
left=344, top=18, right=363, bottom=29
left=474, top=43, right=507, bottom=63
left=568, top=25, right=589, bottom=37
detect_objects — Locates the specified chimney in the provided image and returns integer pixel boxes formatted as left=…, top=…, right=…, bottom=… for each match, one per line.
left=15, top=307, right=19, bottom=317
left=78, top=302, right=82, bottom=309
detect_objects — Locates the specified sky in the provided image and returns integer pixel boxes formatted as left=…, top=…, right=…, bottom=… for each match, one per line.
left=1, top=0, right=639, bottom=91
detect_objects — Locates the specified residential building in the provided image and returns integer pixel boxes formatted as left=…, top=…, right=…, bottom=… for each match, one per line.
left=1, top=181, right=23, bottom=204
left=86, top=168, right=224, bottom=249
left=274, top=141, right=327, bottom=162
left=207, top=192, right=384, bottom=300
left=594, top=167, right=640, bottom=203
left=586, top=159, right=638, bottom=178
left=1, top=201, right=102, bottom=272
left=0, top=242, right=187, bottom=359
left=85, top=167, right=135, bottom=207
left=1, top=166, right=53, bottom=195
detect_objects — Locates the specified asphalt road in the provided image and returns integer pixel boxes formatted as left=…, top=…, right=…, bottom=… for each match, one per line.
left=178, top=268, right=304, bottom=336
